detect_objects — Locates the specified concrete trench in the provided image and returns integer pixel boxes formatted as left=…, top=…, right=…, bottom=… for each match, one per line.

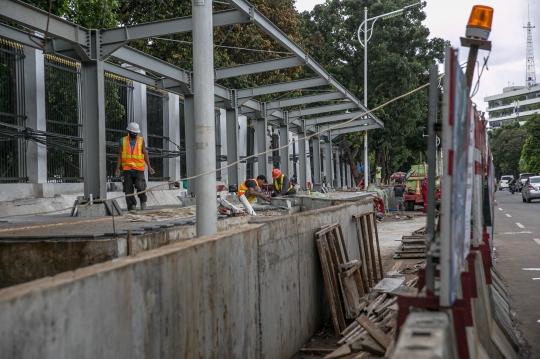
left=0, top=195, right=374, bottom=359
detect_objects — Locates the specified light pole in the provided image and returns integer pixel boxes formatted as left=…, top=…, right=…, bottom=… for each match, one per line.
left=357, top=2, right=421, bottom=185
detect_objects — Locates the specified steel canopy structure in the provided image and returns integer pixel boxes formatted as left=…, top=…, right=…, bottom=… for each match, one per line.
left=0, top=0, right=383, bottom=199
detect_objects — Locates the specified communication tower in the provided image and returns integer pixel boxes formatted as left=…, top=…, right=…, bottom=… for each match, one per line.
left=525, top=5, right=537, bottom=89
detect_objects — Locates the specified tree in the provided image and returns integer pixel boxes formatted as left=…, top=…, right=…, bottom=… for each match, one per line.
left=297, top=0, right=448, bottom=183
left=520, top=114, right=540, bottom=174
left=489, top=121, right=527, bottom=177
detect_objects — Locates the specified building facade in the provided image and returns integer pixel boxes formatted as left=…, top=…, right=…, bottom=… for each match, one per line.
left=484, top=84, right=540, bottom=129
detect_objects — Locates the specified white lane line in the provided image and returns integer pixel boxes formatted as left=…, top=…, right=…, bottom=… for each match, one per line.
left=523, top=268, right=540, bottom=270
left=503, top=231, right=532, bottom=234
left=505, top=214, right=512, bottom=217
left=498, top=208, right=503, bottom=211
left=533, top=278, right=540, bottom=280
left=516, top=223, right=525, bottom=229
left=534, top=238, right=540, bottom=246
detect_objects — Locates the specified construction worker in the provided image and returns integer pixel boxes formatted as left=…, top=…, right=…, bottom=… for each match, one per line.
left=375, top=166, right=382, bottom=186
left=115, top=122, right=155, bottom=211
left=271, top=168, right=296, bottom=197
left=421, top=177, right=428, bottom=213
left=238, top=175, right=270, bottom=204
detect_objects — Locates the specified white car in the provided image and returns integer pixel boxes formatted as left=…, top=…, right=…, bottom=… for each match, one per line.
left=499, top=175, right=513, bottom=190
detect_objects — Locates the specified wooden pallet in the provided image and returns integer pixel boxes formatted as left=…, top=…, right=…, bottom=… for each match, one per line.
left=352, top=212, right=384, bottom=290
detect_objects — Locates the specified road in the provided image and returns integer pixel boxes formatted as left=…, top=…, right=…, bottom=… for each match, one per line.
left=493, top=189, right=540, bottom=358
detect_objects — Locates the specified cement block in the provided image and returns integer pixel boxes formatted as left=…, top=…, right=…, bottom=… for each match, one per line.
left=33, top=183, right=55, bottom=198
left=77, top=203, right=107, bottom=217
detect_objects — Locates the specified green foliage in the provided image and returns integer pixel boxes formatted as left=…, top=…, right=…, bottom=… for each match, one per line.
left=521, top=114, right=540, bottom=174
left=297, top=0, right=448, bottom=180
left=489, top=121, right=527, bottom=177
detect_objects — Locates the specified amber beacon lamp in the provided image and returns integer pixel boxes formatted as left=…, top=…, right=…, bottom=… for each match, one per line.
left=461, top=5, right=494, bottom=91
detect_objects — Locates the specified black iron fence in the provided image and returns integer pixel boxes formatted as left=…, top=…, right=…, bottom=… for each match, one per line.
left=146, top=87, right=167, bottom=181
left=105, top=72, right=133, bottom=181
left=0, top=38, right=27, bottom=183
left=44, top=54, right=83, bottom=182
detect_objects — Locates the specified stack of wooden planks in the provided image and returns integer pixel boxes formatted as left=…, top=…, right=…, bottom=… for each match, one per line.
left=320, top=278, right=419, bottom=359
left=393, top=235, right=426, bottom=259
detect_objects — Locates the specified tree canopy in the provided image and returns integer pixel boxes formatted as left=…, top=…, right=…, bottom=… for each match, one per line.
left=520, top=114, right=540, bottom=174
left=489, top=121, right=528, bottom=177
left=297, top=0, right=448, bottom=182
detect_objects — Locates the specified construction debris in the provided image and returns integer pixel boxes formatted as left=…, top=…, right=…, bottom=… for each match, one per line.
left=393, top=235, right=426, bottom=259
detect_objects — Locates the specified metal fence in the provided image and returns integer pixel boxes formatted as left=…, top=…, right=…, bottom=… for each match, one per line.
left=146, top=87, right=167, bottom=181
left=0, top=38, right=27, bottom=183
left=44, top=54, right=83, bottom=182
left=105, top=73, right=133, bottom=181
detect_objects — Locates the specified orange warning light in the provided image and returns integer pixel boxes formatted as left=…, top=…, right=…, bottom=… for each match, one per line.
left=465, top=5, right=494, bottom=40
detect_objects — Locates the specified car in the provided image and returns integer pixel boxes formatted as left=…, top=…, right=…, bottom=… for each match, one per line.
left=522, top=176, right=540, bottom=202
left=499, top=175, right=513, bottom=190
left=518, top=173, right=535, bottom=192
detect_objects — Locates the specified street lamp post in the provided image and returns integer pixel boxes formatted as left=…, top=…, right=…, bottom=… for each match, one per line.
left=357, top=2, right=421, bottom=185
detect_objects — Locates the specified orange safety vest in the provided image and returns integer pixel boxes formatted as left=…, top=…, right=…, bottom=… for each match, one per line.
left=238, top=178, right=258, bottom=197
left=121, top=136, right=145, bottom=171
left=274, top=174, right=292, bottom=193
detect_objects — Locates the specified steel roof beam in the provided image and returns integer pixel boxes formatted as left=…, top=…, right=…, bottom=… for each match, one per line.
left=328, top=123, right=380, bottom=137
left=215, top=57, right=304, bottom=80
left=287, top=102, right=359, bottom=119
left=236, top=77, right=329, bottom=100
left=0, top=0, right=89, bottom=47
left=225, top=0, right=383, bottom=128
left=100, top=10, right=250, bottom=59
left=266, top=91, right=344, bottom=111
left=299, top=111, right=367, bottom=127
left=0, top=23, right=43, bottom=49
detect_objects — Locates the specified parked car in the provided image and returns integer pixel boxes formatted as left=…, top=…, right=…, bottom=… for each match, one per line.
left=499, top=175, right=513, bottom=190
left=518, top=173, right=535, bottom=192
left=522, top=176, right=540, bottom=202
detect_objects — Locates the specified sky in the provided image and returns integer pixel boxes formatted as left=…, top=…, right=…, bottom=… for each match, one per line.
left=294, top=0, right=540, bottom=111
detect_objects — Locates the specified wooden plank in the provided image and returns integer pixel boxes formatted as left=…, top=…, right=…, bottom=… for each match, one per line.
left=324, top=344, right=351, bottom=359
left=393, top=253, right=426, bottom=259
left=299, top=348, right=335, bottom=355
left=359, top=216, right=373, bottom=288
left=316, top=235, right=346, bottom=334
left=372, top=212, right=384, bottom=281
left=366, top=214, right=379, bottom=283
left=315, top=223, right=341, bottom=236
left=355, top=315, right=392, bottom=349
left=354, top=218, right=370, bottom=292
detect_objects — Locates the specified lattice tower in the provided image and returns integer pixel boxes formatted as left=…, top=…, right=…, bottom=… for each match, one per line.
left=525, top=8, right=537, bottom=89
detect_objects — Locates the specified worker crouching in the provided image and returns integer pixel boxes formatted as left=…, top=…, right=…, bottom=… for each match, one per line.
left=237, top=175, right=270, bottom=215
left=271, top=169, right=297, bottom=197
left=115, top=122, right=155, bottom=211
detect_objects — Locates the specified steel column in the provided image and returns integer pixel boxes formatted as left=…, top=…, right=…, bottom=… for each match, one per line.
left=226, top=107, right=240, bottom=186
left=312, top=135, right=322, bottom=187
left=24, top=48, right=47, bottom=184
left=81, top=60, right=106, bottom=200
left=193, top=0, right=217, bottom=236
left=324, top=138, right=333, bottom=187
left=166, top=93, right=180, bottom=182
left=256, top=116, right=269, bottom=177
left=335, top=150, right=341, bottom=188
left=279, top=123, right=290, bottom=176
left=298, top=131, right=308, bottom=189
left=184, top=95, right=196, bottom=194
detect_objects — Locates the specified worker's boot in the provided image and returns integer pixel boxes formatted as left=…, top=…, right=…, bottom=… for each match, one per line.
left=129, top=204, right=136, bottom=211
left=140, top=201, right=147, bottom=210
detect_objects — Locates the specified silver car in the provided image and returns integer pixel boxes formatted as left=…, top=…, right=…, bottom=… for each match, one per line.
left=522, top=176, right=540, bottom=203
left=499, top=175, right=513, bottom=190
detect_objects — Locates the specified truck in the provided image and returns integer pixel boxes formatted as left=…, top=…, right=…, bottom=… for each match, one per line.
left=401, top=164, right=441, bottom=211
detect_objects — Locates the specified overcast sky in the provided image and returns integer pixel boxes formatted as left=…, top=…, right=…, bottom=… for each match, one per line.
left=294, top=0, right=540, bottom=111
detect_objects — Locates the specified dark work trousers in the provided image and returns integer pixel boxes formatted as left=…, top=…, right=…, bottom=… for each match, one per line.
left=123, top=170, right=147, bottom=209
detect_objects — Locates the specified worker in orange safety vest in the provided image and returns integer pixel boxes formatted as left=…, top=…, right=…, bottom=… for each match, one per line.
left=237, top=175, right=270, bottom=204
left=115, top=122, right=154, bottom=211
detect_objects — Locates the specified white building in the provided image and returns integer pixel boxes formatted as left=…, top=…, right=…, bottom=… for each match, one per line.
left=484, top=84, right=540, bottom=129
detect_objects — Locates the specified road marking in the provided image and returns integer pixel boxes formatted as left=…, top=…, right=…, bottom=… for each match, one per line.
left=533, top=278, right=540, bottom=280
left=498, top=208, right=503, bottom=211
left=523, top=268, right=540, bottom=270
left=505, top=214, right=512, bottom=217
left=516, top=223, right=525, bottom=229
left=503, top=231, right=532, bottom=234
left=534, top=238, right=540, bottom=246
left=391, top=260, right=403, bottom=271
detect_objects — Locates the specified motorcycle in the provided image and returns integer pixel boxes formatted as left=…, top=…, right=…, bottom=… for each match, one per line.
left=510, top=183, right=517, bottom=194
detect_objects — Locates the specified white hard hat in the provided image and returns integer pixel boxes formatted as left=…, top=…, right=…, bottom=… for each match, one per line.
left=126, top=122, right=141, bottom=133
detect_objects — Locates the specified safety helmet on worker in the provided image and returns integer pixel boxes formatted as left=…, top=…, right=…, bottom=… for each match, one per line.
left=272, top=168, right=281, bottom=179
left=126, top=122, right=141, bottom=133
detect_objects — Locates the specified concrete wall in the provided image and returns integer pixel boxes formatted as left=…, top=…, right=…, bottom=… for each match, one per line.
left=0, top=199, right=372, bottom=359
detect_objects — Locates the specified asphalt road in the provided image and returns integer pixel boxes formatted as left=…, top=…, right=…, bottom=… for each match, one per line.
left=493, top=189, right=540, bottom=358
